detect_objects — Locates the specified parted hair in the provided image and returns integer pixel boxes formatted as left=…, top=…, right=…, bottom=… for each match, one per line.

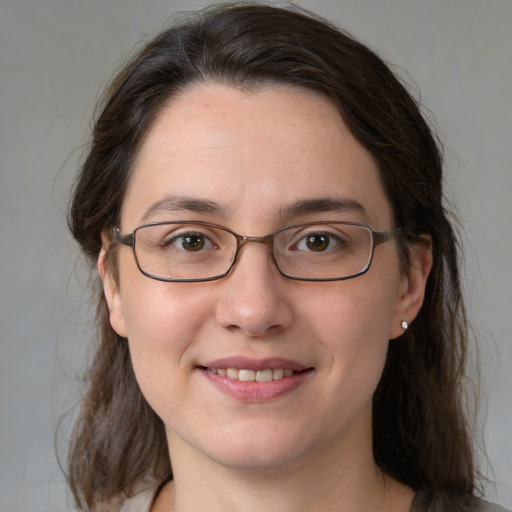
left=67, top=3, right=477, bottom=509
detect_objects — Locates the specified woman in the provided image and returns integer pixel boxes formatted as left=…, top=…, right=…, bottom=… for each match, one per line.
left=66, top=4, right=509, bottom=511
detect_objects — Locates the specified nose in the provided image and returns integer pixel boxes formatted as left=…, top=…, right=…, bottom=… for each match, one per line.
left=215, top=243, right=294, bottom=337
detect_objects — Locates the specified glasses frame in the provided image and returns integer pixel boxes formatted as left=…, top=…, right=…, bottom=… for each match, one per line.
left=112, top=220, right=400, bottom=283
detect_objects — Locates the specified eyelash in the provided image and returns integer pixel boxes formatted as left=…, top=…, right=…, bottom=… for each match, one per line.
left=162, top=231, right=216, bottom=251
left=290, top=231, right=346, bottom=251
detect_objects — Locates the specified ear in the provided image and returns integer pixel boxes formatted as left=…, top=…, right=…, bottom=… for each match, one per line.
left=98, top=233, right=128, bottom=338
left=390, top=239, right=433, bottom=339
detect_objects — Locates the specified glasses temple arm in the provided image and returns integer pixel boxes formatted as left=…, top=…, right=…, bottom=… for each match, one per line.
left=373, top=227, right=401, bottom=245
left=112, top=227, right=135, bottom=247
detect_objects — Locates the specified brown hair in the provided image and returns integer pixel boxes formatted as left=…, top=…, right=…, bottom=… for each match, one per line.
left=67, top=3, right=476, bottom=509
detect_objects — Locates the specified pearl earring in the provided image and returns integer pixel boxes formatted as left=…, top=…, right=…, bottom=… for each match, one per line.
left=401, top=320, right=408, bottom=331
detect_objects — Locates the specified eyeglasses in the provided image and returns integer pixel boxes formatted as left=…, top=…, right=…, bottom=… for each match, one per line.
left=112, top=220, right=400, bottom=282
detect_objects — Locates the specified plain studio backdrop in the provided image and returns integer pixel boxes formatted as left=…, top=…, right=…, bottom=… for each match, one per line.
left=0, top=1, right=510, bottom=510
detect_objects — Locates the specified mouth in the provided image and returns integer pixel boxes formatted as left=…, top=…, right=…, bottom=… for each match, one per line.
left=202, top=367, right=305, bottom=382
left=198, top=358, right=314, bottom=402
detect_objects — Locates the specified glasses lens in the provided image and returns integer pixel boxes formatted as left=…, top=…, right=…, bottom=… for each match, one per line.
left=130, top=221, right=375, bottom=282
left=134, top=223, right=236, bottom=281
left=273, top=223, right=373, bottom=280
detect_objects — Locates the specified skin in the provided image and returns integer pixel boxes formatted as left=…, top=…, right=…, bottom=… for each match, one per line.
left=100, top=84, right=432, bottom=512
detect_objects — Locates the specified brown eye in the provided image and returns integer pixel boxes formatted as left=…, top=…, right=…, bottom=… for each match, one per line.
left=181, top=233, right=206, bottom=251
left=305, top=234, right=330, bottom=252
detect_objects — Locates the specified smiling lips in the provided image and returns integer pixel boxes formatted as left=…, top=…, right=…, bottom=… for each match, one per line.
left=208, top=367, right=295, bottom=382
left=200, top=358, right=313, bottom=402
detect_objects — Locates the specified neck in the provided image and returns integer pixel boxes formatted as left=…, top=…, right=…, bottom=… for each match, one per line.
left=154, top=414, right=414, bottom=512
left=169, top=459, right=388, bottom=512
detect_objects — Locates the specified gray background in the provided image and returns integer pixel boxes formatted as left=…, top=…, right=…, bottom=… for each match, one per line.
left=1, top=0, right=511, bottom=510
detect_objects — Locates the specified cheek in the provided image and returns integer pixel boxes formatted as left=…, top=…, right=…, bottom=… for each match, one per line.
left=306, top=272, right=396, bottom=343
left=304, top=275, right=397, bottom=386
left=118, top=247, right=212, bottom=343
left=118, top=276, right=214, bottom=402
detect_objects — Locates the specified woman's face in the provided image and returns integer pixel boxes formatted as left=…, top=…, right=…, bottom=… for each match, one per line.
left=102, top=84, right=427, bottom=472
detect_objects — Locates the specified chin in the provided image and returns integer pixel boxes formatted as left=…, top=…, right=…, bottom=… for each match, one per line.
left=189, top=423, right=311, bottom=472
left=210, top=445, right=304, bottom=473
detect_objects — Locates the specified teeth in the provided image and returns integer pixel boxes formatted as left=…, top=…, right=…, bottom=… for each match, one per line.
left=226, top=368, right=239, bottom=380
left=273, top=368, right=284, bottom=380
left=256, top=369, right=273, bottom=382
left=208, top=367, right=296, bottom=382
left=239, top=369, right=256, bottom=381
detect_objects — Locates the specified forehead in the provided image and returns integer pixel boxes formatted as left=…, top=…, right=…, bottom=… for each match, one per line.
left=122, top=84, right=393, bottom=231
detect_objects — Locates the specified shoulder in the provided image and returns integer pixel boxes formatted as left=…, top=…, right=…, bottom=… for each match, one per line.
left=471, top=499, right=512, bottom=512
left=412, top=489, right=511, bottom=512
left=119, top=484, right=159, bottom=512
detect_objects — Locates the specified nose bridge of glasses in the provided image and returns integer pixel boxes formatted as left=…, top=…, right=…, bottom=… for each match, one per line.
left=231, top=233, right=277, bottom=268
left=237, top=233, right=274, bottom=247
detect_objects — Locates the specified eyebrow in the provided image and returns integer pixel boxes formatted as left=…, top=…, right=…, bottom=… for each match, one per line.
left=279, top=197, right=368, bottom=220
left=140, top=195, right=367, bottom=223
left=141, top=195, right=229, bottom=223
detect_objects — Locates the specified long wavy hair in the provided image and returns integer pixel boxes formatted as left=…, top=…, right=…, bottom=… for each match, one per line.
left=67, top=3, right=477, bottom=509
